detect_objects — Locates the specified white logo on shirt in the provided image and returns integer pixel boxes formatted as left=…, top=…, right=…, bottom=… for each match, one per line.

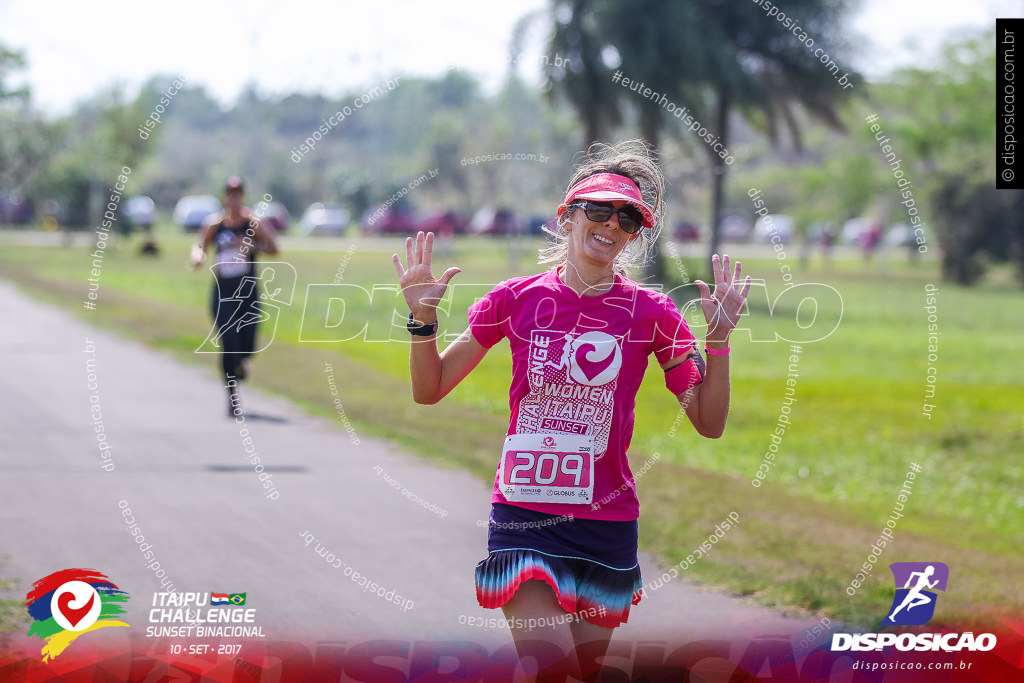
left=568, top=331, right=621, bottom=387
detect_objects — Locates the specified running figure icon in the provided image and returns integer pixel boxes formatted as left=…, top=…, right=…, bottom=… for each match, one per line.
left=887, top=565, right=939, bottom=622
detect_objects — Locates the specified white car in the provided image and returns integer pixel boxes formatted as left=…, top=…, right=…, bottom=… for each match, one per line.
left=841, top=218, right=872, bottom=245
left=123, top=195, right=156, bottom=228
left=884, top=223, right=918, bottom=247
left=299, top=202, right=350, bottom=235
left=753, top=214, right=794, bottom=244
left=718, top=215, right=753, bottom=242
left=173, top=195, right=222, bottom=232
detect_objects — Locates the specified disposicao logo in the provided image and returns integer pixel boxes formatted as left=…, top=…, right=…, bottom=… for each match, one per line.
left=884, top=562, right=948, bottom=625
left=25, top=569, right=130, bottom=661
left=831, top=562, right=996, bottom=652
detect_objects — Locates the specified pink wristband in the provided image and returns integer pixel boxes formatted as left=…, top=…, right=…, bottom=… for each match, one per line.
left=704, top=345, right=730, bottom=356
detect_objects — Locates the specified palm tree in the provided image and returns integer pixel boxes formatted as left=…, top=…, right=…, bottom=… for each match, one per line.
left=674, top=0, right=858, bottom=262
left=541, top=0, right=861, bottom=275
left=538, top=0, right=624, bottom=147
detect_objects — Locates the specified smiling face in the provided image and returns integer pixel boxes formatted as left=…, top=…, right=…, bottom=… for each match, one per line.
left=564, top=200, right=640, bottom=270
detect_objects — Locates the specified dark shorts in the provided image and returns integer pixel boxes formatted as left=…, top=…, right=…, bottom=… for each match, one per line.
left=211, top=275, right=260, bottom=377
left=474, top=503, right=643, bottom=628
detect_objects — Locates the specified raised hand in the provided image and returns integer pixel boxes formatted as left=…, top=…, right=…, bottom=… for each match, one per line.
left=392, top=231, right=461, bottom=323
left=693, top=254, right=752, bottom=343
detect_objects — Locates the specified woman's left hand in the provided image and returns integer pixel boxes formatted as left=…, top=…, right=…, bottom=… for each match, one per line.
left=694, top=254, right=752, bottom=343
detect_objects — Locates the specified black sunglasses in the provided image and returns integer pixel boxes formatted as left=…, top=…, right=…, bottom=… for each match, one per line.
left=568, top=200, right=645, bottom=234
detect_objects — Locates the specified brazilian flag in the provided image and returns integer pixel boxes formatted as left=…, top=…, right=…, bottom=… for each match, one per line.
left=228, top=593, right=246, bottom=606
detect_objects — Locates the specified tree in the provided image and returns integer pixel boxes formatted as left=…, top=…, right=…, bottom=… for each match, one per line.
left=0, top=45, right=37, bottom=192
left=540, top=0, right=624, bottom=146
left=874, top=32, right=1022, bottom=284
left=541, top=0, right=861, bottom=278
left=0, top=45, right=29, bottom=102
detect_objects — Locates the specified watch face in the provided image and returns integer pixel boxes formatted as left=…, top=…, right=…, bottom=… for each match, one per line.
left=407, top=315, right=437, bottom=335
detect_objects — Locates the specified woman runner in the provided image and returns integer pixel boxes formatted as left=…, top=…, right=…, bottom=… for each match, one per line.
left=392, top=141, right=751, bottom=679
left=190, top=176, right=278, bottom=415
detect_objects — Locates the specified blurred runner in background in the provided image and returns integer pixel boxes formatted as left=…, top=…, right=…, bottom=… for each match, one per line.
left=190, top=176, right=278, bottom=415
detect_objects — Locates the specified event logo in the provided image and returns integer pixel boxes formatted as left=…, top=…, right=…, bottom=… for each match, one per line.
left=885, top=562, right=948, bottom=626
left=25, top=569, right=130, bottom=661
left=567, top=331, right=622, bottom=386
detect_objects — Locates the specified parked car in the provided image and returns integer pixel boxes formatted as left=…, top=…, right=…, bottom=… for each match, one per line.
left=362, top=204, right=418, bottom=235
left=884, top=223, right=917, bottom=247
left=259, top=201, right=291, bottom=233
left=488, top=208, right=520, bottom=235
left=471, top=207, right=521, bottom=236
left=299, top=202, right=350, bottom=235
left=123, top=196, right=156, bottom=231
left=527, top=215, right=557, bottom=236
left=173, top=195, right=222, bottom=232
left=672, top=221, right=700, bottom=242
left=753, top=214, right=794, bottom=244
left=0, top=191, right=34, bottom=225
left=841, top=218, right=872, bottom=245
left=417, top=210, right=468, bottom=236
left=718, top=214, right=753, bottom=242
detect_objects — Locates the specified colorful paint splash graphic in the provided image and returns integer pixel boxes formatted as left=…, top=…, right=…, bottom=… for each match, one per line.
left=24, top=568, right=130, bottom=661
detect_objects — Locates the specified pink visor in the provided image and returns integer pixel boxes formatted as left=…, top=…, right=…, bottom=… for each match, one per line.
left=560, top=172, right=655, bottom=229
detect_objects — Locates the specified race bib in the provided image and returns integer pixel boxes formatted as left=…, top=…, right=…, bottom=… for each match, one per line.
left=216, top=249, right=250, bottom=278
left=499, top=433, right=594, bottom=504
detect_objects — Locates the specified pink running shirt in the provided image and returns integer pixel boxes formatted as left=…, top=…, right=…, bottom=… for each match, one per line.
left=467, top=267, right=702, bottom=521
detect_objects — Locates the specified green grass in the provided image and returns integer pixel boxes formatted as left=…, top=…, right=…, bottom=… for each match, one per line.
left=0, top=562, right=24, bottom=636
left=2, top=230, right=1021, bottom=629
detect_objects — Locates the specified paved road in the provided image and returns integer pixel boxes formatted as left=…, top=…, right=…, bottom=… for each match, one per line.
left=0, top=277, right=824, bottom=657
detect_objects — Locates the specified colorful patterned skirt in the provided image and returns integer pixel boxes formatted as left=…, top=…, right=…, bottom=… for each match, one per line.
left=475, top=503, right=643, bottom=628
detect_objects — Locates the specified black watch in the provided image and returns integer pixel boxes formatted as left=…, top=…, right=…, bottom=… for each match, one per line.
left=407, top=312, right=439, bottom=336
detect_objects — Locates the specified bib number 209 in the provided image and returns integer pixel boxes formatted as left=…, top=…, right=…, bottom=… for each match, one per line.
left=499, top=434, right=594, bottom=504
left=509, top=452, right=585, bottom=486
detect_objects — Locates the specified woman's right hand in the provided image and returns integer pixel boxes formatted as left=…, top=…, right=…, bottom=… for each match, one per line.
left=392, top=231, right=461, bottom=323
left=189, top=244, right=206, bottom=270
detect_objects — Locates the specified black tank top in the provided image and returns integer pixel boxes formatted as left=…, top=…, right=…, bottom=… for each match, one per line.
left=211, top=217, right=257, bottom=279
